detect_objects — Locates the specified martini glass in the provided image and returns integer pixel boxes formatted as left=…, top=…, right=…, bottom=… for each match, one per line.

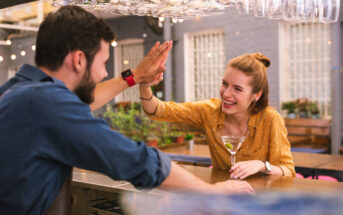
left=220, top=135, right=246, bottom=167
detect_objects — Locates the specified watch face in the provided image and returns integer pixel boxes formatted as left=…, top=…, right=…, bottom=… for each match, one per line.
left=266, top=161, right=271, bottom=171
left=122, top=69, right=132, bottom=77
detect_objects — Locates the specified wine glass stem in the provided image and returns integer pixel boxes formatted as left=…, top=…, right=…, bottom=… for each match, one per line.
left=231, top=154, right=235, bottom=166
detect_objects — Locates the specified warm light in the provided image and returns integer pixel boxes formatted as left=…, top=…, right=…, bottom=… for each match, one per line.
left=171, top=18, right=178, bottom=23
left=0, top=56, right=3, bottom=62
left=6, top=39, right=11, bottom=45
left=123, top=60, right=129, bottom=65
left=111, top=40, right=117, bottom=47
left=142, top=33, right=147, bottom=38
left=11, top=54, right=16, bottom=60
left=21, top=50, right=26, bottom=56
left=158, top=17, right=165, bottom=22
left=328, top=40, right=332, bottom=45
left=306, top=38, right=311, bottom=43
left=178, top=19, right=184, bottom=23
left=207, top=53, right=212, bottom=58
left=32, top=45, right=36, bottom=51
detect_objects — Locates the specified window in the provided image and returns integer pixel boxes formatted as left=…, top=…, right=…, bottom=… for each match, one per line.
left=279, top=22, right=332, bottom=117
left=184, top=30, right=226, bottom=101
left=114, top=39, right=144, bottom=102
left=8, top=65, right=19, bottom=80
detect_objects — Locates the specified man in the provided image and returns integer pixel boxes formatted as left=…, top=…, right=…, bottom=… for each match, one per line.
left=0, top=5, right=254, bottom=215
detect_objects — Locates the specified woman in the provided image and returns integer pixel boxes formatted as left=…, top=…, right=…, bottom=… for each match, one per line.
left=139, top=53, right=295, bottom=179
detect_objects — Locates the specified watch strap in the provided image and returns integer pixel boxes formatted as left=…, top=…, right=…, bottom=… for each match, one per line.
left=121, top=69, right=136, bottom=87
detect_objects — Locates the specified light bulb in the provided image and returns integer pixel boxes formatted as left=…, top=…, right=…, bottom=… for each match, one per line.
left=111, top=40, right=117, bottom=47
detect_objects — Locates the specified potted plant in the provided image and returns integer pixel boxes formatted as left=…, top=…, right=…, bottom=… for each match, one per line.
left=170, top=130, right=185, bottom=143
left=185, top=133, right=194, bottom=152
left=281, top=101, right=296, bottom=118
left=296, top=98, right=309, bottom=118
left=309, top=101, right=320, bottom=119
left=104, top=102, right=150, bottom=142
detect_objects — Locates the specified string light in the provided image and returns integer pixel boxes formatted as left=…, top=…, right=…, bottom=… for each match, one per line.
left=6, top=40, right=11, bottom=45
left=11, top=54, right=16, bottom=60
left=21, top=51, right=26, bottom=56
left=32, top=45, right=36, bottom=51
left=0, top=56, right=3, bottom=62
left=111, top=41, right=117, bottom=47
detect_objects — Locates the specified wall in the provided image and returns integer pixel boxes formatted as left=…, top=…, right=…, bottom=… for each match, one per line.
left=106, top=15, right=164, bottom=80
left=0, top=45, right=10, bottom=85
left=171, top=8, right=280, bottom=109
left=0, top=36, right=36, bottom=85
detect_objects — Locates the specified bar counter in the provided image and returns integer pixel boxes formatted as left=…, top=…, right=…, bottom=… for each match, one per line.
left=72, top=164, right=343, bottom=194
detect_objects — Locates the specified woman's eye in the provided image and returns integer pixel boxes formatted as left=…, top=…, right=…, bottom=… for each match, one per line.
left=236, top=87, right=242, bottom=92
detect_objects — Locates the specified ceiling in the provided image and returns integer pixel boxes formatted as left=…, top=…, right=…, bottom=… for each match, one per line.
left=0, top=0, right=121, bottom=42
left=0, top=0, right=36, bottom=10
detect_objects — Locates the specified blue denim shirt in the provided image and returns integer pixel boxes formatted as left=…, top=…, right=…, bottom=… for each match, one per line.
left=0, top=64, right=171, bottom=215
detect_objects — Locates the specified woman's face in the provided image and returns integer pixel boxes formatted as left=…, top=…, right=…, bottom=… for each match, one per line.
left=219, top=67, right=259, bottom=116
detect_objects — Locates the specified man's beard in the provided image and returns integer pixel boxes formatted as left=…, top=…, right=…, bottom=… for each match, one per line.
left=74, top=68, right=96, bottom=104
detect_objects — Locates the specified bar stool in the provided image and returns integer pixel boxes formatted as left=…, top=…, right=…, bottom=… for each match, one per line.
left=306, top=175, right=338, bottom=182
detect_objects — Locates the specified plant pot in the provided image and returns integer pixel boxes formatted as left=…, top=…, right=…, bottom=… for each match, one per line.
left=298, top=112, right=309, bottom=118
left=176, top=136, right=184, bottom=143
left=288, top=112, right=296, bottom=118
left=311, top=114, right=320, bottom=119
left=147, top=139, right=158, bottom=147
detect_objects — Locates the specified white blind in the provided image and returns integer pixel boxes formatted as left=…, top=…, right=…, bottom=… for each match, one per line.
left=115, top=39, right=144, bottom=102
left=185, top=30, right=226, bottom=101
left=279, top=22, right=332, bottom=117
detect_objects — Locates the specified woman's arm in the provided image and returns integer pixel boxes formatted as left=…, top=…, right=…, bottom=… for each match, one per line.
left=230, top=110, right=295, bottom=179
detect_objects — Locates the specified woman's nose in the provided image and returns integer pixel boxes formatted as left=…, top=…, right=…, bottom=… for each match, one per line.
left=223, top=86, right=233, bottom=97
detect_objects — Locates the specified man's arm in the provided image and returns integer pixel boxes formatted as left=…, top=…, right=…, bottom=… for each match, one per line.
left=90, top=41, right=172, bottom=111
left=159, top=162, right=255, bottom=195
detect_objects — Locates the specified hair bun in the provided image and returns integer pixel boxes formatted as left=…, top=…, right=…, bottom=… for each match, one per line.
left=253, top=52, right=270, bottom=68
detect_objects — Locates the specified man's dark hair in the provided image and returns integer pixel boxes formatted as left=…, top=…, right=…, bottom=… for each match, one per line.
left=35, top=5, right=115, bottom=71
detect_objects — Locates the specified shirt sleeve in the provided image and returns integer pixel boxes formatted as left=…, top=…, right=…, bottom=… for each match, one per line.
left=146, top=99, right=212, bottom=127
left=268, top=112, right=296, bottom=177
left=31, top=85, right=171, bottom=189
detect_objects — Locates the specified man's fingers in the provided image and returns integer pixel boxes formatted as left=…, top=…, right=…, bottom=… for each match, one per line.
left=238, top=181, right=255, bottom=195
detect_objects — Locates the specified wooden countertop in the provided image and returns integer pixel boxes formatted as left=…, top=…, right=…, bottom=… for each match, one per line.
left=180, top=165, right=343, bottom=192
left=72, top=165, right=343, bottom=194
left=161, top=143, right=343, bottom=170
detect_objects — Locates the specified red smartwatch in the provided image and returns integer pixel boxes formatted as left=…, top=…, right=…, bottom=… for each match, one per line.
left=121, top=69, right=136, bottom=87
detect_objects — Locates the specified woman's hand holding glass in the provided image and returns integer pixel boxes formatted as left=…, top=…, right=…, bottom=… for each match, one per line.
left=230, top=160, right=265, bottom=179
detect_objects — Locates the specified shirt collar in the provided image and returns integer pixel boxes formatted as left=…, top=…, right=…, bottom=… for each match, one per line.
left=16, top=64, right=65, bottom=86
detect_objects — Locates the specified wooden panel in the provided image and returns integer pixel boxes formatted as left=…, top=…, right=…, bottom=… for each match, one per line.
left=284, top=118, right=331, bottom=127
left=286, top=126, right=330, bottom=136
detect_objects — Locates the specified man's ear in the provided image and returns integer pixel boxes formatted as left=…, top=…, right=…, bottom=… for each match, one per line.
left=72, top=50, right=87, bottom=74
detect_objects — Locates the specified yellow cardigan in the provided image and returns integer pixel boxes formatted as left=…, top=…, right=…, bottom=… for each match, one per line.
left=147, top=98, right=295, bottom=177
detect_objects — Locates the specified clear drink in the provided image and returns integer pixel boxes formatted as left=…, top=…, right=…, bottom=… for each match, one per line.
left=220, top=135, right=245, bottom=166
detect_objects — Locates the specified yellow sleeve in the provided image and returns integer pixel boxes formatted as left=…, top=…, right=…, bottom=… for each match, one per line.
left=145, top=99, right=210, bottom=127
left=268, top=112, right=296, bottom=177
